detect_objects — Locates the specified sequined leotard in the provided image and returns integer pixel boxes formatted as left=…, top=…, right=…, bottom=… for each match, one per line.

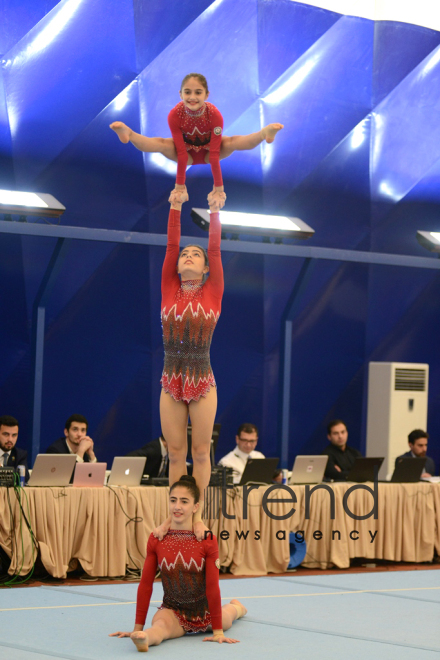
left=160, top=207, right=223, bottom=403
left=168, top=101, right=224, bottom=187
left=135, top=530, right=222, bottom=633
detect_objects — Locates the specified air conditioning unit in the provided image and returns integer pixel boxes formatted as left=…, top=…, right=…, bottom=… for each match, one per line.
left=366, top=362, right=429, bottom=479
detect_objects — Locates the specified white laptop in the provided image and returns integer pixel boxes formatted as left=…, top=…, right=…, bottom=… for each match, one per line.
left=107, top=457, right=145, bottom=486
left=28, top=454, right=77, bottom=487
left=72, top=462, right=107, bottom=487
left=289, top=455, right=328, bottom=485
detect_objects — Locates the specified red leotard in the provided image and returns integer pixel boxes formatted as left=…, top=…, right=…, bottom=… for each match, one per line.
left=135, top=530, right=223, bottom=633
left=160, top=208, right=223, bottom=403
left=167, top=101, right=224, bottom=187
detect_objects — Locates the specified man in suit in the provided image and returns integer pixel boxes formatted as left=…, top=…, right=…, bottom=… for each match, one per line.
left=126, top=435, right=169, bottom=478
left=395, top=429, right=435, bottom=477
left=46, top=414, right=97, bottom=463
left=0, top=415, right=29, bottom=481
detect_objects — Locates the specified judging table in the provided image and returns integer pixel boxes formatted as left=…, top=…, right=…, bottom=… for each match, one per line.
left=1, top=482, right=439, bottom=577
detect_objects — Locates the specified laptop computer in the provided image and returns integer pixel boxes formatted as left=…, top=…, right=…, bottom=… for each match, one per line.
left=346, top=457, right=384, bottom=483
left=72, top=462, right=107, bottom=487
left=239, top=458, right=279, bottom=486
left=390, top=457, right=426, bottom=483
left=107, top=457, right=145, bottom=486
left=289, top=456, right=328, bottom=485
left=28, top=454, right=77, bottom=487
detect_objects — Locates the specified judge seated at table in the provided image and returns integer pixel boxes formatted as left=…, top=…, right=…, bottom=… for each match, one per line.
left=322, top=419, right=362, bottom=481
left=218, top=423, right=265, bottom=484
left=45, top=414, right=97, bottom=463
left=0, top=414, right=29, bottom=481
left=395, top=429, right=436, bottom=478
left=126, top=435, right=169, bottom=478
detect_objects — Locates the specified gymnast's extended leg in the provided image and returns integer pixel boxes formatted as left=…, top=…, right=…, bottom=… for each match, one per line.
left=110, top=122, right=179, bottom=162
left=218, top=123, right=283, bottom=159
left=202, top=600, right=247, bottom=644
left=131, top=608, right=185, bottom=652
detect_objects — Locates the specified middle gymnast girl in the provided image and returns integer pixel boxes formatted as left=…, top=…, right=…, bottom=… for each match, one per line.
left=153, top=190, right=222, bottom=540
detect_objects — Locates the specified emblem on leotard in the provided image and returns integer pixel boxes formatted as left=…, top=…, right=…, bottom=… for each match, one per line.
left=213, top=127, right=222, bottom=136
left=215, top=558, right=220, bottom=569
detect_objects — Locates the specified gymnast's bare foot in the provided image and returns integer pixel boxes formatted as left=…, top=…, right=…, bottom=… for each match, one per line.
left=131, top=631, right=149, bottom=652
left=230, top=599, right=247, bottom=619
left=263, top=123, right=284, bottom=144
left=110, top=121, right=132, bottom=143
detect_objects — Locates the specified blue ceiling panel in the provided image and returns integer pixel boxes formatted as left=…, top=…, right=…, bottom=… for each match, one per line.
left=402, top=155, right=440, bottom=205
left=365, top=265, right=435, bottom=356
left=370, top=199, right=440, bottom=257
left=2, top=0, right=137, bottom=185
left=373, top=20, right=440, bottom=106
left=36, top=80, right=147, bottom=231
left=260, top=15, right=373, bottom=197
left=133, top=0, right=215, bottom=72
left=370, top=152, right=440, bottom=257
left=0, top=69, right=14, bottom=188
left=0, top=0, right=59, bottom=56
left=257, top=0, right=340, bottom=93
left=371, top=45, right=440, bottom=208
left=277, top=116, right=371, bottom=248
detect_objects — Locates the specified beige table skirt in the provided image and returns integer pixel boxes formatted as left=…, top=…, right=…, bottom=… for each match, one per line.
left=0, top=482, right=438, bottom=578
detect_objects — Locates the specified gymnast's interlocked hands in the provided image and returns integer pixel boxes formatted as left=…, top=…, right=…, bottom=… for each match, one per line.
left=168, top=184, right=189, bottom=206
left=208, top=187, right=226, bottom=211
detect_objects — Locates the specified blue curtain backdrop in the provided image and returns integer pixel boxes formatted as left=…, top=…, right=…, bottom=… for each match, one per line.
left=1, top=0, right=439, bottom=470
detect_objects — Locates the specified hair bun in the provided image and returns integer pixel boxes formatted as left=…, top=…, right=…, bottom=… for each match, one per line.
left=179, top=475, right=196, bottom=484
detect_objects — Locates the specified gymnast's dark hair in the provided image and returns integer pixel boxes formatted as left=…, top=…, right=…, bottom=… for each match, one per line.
left=180, top=73, right=209, bottom=93
left=170, top=475, right=200, bottom=503
left=180, top=244, right=209, bottom=267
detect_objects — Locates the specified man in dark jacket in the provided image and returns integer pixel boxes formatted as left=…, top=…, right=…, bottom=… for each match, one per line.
left=0, top=415, right=29, bottom=481
left=395, top=429, right=435, bottom=477
left=46, top=414, right=97, bottom=463
left=322, top=419, right=362, bottom=481
left=126, top=435, right=169, bottom=478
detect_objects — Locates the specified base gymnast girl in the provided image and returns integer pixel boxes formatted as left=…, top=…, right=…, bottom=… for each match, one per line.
left=110, top=72, right=283, bottom=206
left=110, top=475, right=247, bottom=651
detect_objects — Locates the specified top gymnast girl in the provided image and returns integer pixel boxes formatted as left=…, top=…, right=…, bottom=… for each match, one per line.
left=110, top=475, right=247, bottom=652
left=110, top=72, right=283, bottom=207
